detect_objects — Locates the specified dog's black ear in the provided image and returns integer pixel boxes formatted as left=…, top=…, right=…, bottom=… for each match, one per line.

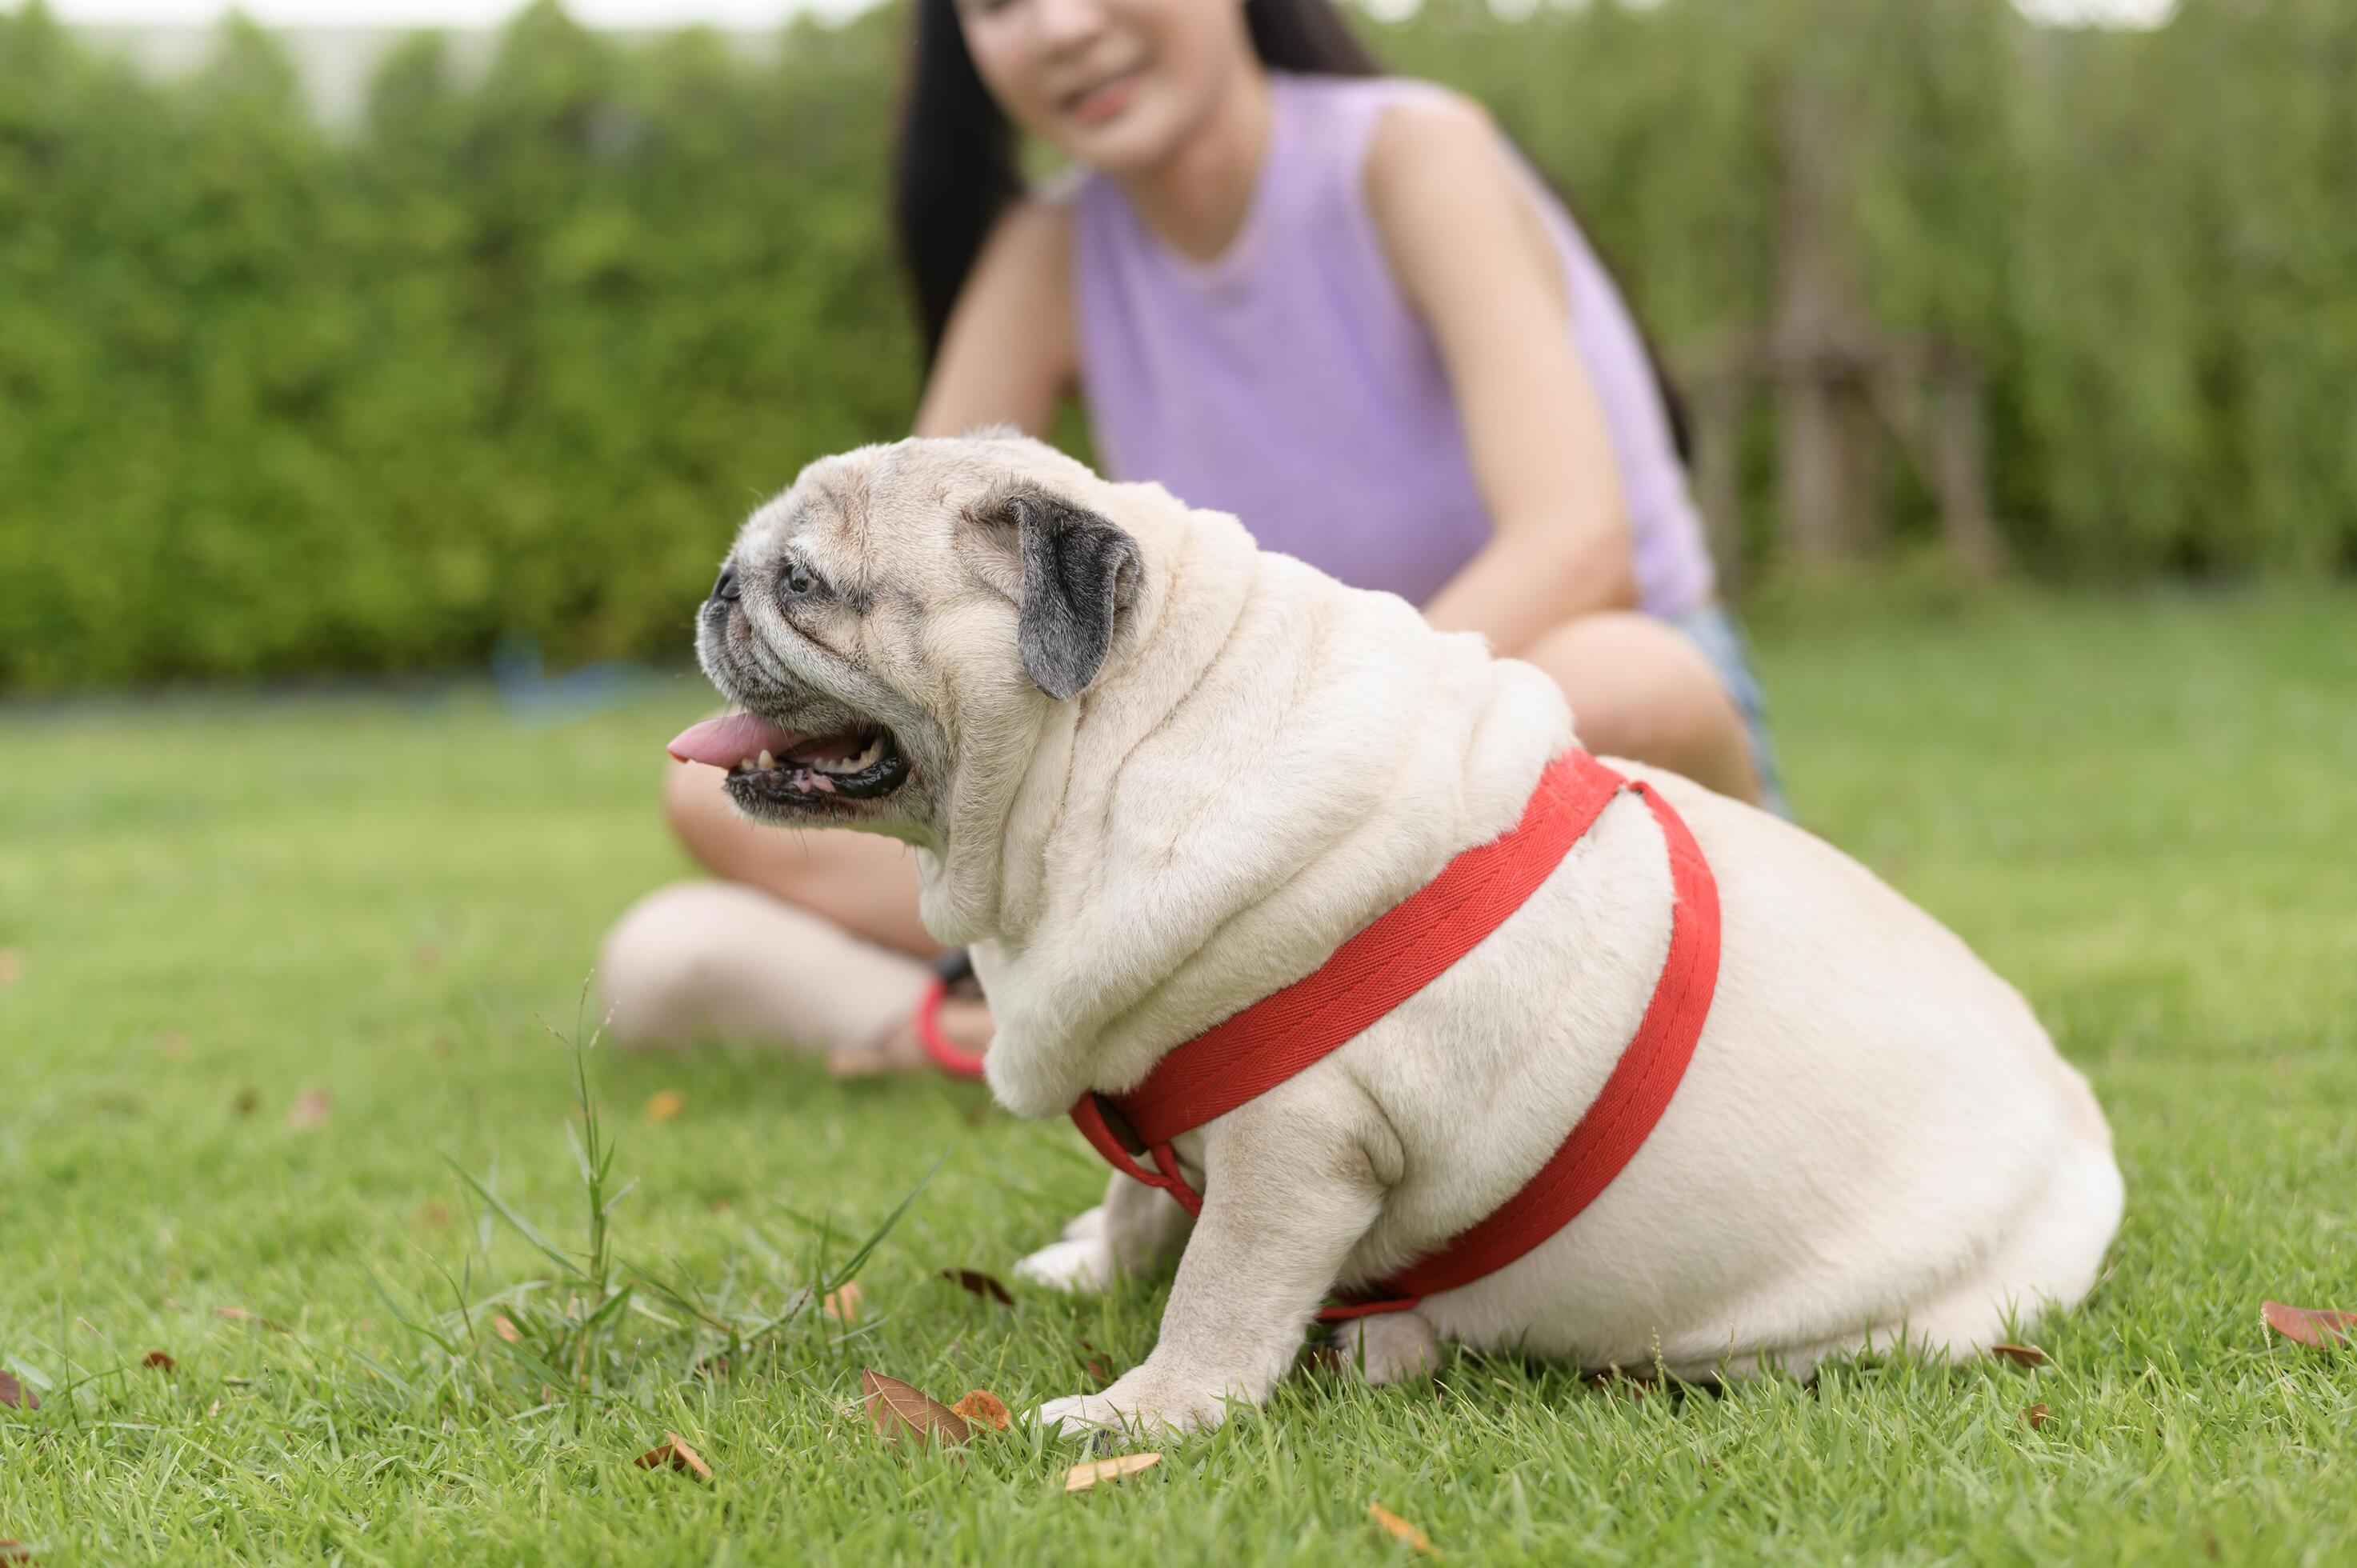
left=1001, top=488, right=1142, bottom=701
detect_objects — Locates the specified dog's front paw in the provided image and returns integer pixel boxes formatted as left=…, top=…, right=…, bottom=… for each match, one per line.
left=1033, top=1370, right=1234, bottom=1441
left=1013, top=1233, right=1114, bottom=1294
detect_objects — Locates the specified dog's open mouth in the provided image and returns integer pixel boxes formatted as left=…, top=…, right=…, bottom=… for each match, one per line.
left=667, top=710, right=910, bottom=804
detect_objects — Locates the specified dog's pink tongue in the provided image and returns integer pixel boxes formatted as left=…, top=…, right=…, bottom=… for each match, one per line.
left=666, top=712, right=802, bottom=767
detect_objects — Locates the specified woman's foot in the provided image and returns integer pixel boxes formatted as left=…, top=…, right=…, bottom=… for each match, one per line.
left=829, top=994, right=996, bottom=1078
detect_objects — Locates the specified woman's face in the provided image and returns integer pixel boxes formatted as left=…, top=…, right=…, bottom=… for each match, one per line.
left=954, top=0, right=1256, bottom=178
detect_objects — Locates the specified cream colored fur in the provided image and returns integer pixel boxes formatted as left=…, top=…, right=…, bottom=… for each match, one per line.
left=694, top=433, right=2123, bottom=1442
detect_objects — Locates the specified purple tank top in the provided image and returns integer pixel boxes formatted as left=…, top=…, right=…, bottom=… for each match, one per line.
left=1070, top=73, right=1715, bottom=616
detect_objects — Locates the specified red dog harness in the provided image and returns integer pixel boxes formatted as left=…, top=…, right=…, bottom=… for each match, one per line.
left=1068, top=750, right=1722, bottom=1320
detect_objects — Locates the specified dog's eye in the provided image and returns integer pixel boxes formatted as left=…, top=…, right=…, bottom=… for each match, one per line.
left=781, top=562, right=822, bottom=600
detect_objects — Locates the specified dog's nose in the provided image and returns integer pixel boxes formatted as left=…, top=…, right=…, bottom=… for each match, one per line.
left=710, top=562, right=740, bottom=603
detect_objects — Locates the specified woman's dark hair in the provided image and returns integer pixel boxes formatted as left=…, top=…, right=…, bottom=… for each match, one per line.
left=890, top=0, right=1689, bottom=461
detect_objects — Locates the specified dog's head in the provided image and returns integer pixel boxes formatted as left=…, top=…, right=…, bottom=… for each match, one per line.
left=670, top=432, right=1150, bottom=846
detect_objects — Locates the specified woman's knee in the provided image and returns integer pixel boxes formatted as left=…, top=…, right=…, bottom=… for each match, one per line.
left=598, top=880, right=741, bottom=1048
left=1522, top=613, right=1705, bottom=746
left=1519, top=613, right=1759, bottom=801
left=597, top=878, right=930, bottom=1053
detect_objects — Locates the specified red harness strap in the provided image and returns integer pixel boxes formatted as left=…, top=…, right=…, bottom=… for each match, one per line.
left=1067, top=750, right=1720, bottom=1320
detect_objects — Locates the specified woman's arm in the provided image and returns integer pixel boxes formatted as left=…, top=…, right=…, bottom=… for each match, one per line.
left=1364, top=92, right=1639, bottom=655
left=912, top=197, right=1077, bottom=440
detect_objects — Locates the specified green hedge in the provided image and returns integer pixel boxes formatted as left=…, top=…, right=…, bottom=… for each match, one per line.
left=0, top=0, right=2349, bottom=690
left=0, top=2, right=914, bottom=689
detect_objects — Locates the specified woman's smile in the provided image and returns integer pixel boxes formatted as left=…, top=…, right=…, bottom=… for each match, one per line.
left=956, top=0, right=1251, bottom=180
left=1061, top=66, right=1146, bottom=126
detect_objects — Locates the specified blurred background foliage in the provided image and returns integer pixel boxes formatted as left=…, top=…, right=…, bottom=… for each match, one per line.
left=0, top=0, right=2348, bottom=690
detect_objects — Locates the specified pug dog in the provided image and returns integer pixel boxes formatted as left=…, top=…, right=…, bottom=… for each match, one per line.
left=671, top=431, right=2123, bottom=1438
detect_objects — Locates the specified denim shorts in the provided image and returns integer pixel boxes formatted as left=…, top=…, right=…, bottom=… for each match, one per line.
left=1663, top=601, right=1790, bottom=819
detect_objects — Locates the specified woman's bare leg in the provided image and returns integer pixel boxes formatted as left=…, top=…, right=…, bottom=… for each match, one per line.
left=1514, top=611, right=1763, bottom=805
left=598, top=879, right=937, bottom=1056
left=597, top=762, right=994, bottom=1069
left=663, top=761, right=939, bottom=956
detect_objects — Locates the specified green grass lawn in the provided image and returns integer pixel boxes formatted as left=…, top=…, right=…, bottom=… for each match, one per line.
left=4, top=586, right=2355, bottom=1564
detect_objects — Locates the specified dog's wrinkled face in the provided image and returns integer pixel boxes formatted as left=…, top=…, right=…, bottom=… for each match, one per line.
left=674, top=434, right=1143, bottom=845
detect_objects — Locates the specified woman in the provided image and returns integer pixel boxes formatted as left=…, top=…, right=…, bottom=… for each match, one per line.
left=598, top=0, right=1781, bottom=1070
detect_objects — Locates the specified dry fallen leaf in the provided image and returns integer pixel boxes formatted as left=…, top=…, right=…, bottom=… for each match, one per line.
left=1368, top=1502, right=1435, bottom=1554
left=1077, top=1338, right=1112, bottom=1384
left=0, top=1370, right=35, bottom=1410
left=0, top=949, right=19, bottom=986
left=862, top=1370, right=971, bottom=1447
left=0, top=1538, right=30, bottom=1564
left=1588, top=1369, right=1657, bottom=1396
left=142, top=1350, right=175, bottom=1373
left=1064, top=1452, right=1161, bottom=1492
left=823, top=1282, right=864, bottom=1323
left=215, top=1307, right=289, bottom=1333
left=1990, top=1343, right=2048, bottom=1367
left=949, top=1390, right=1011, bottom=1431
left=286, top=1090, right=333, bottom=1131
left=158, top=1030, right=187, bottom=1058
left=413, top=940, right=443, bottom=974
left=634, top=1432, right=713, bottom=1481
left=491, top=1315, right=522, bottom=1345
left=2262, top=1300, right=2357, bottom=1348
left=940, top=1268, right=1015, bottom=1307
left=644, top=1089, right=685, bottom=1123
left=2023, top=1403, right=2050, bottom=1430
